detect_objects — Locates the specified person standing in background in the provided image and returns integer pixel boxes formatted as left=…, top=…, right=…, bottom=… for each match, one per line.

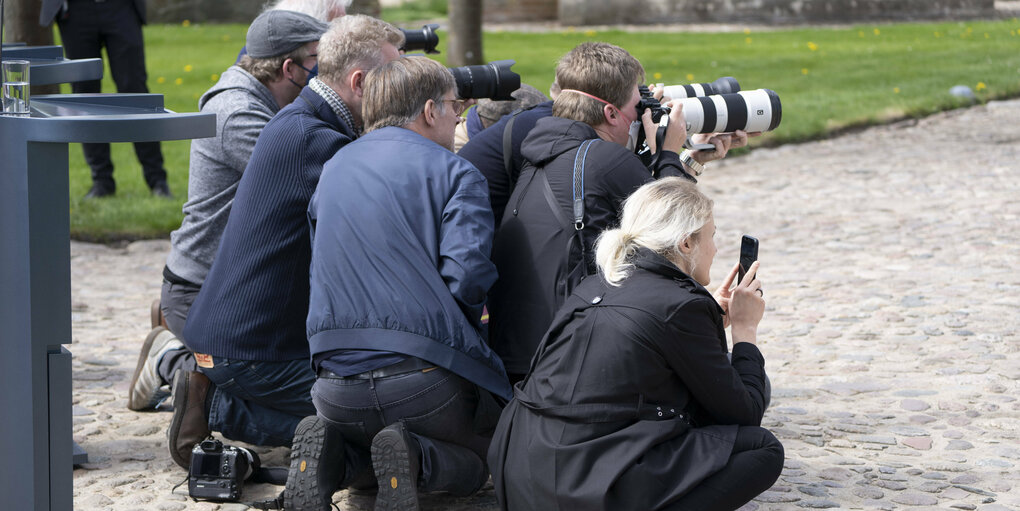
left=41, top=0, right=172, bottom=198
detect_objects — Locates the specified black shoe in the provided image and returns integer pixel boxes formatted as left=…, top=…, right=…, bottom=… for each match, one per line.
left=371, top=422, right=420, bottom=511
left=151, top=181, right=173, bottom=198
left=84, top=182, right=115, bottom=199
left=285, top=416, right=346, bottom=511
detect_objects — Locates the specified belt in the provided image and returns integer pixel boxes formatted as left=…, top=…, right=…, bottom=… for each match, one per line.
left=317, top=357, right=436, bottom=380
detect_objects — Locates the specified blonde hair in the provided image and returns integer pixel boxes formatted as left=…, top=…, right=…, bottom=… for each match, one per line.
left=362, top=56, right=455, bottom=132
left=595, top=178, right=713, bottom=285
left=551, top=42, right=644, bottom=126
left=316, top=15, right=404, bottom=85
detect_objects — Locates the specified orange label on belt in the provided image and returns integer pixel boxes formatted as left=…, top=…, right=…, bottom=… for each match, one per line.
left=194, top=353, right=214, bottom=368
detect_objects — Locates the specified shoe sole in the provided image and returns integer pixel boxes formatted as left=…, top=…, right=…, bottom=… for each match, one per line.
left=166, top=370, right=192, bottom=469
left=285, top=416, right=336, bottom=511
left=371, top=426, right=419, bottom=511
left=127, top=327, right=167, bottom=411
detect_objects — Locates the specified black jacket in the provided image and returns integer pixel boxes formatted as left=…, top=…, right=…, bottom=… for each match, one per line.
left=488, top=248, right=770, bottom=510
left=487, top=116, right=691, bottom=374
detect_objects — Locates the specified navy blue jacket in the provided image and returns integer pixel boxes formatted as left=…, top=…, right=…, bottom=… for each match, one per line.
left=183, top=87, right=355, bottom=361
left=307, top=126, right=512, bottom=400
left=457, top=101, right=553, bottom=226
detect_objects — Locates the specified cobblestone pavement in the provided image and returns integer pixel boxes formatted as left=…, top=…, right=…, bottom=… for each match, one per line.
left=70, top=98, right=1019, bottom=510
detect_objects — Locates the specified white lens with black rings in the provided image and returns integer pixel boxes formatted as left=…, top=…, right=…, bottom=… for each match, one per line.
left=677, top=89, right=782, bottom=134
left=662, top=76, right=741, bottom=99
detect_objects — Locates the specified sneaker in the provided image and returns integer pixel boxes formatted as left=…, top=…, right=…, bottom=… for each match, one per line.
left=371, top=422, right=420, bottom=511
left=127, top=327, right=183, bottom=411
left=284, top=416, right=346, bottom=511
left=167, top=370, right=211, bottom=469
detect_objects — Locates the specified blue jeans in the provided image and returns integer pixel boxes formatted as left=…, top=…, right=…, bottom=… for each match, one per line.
left=199, top=356, right=316, bottom=447
left=312, top=363, right=498, bottom=495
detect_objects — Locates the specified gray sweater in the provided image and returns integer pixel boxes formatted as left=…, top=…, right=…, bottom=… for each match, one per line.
left=167, top=66, right=280, bottom=285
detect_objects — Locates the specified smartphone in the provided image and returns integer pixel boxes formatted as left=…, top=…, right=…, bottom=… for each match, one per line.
left=738, top=235, right=759, bottom=283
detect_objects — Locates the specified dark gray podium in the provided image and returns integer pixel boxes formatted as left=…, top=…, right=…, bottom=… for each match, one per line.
left=1, top=45, right=103, bottom=85
left=0, top=94, right=214, bottom=511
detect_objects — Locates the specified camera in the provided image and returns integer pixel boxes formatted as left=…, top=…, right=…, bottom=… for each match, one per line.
left=188, top=438, right=260, bottom=502
left=637, top=77, right=743, bottom=123
left=676, top=89, right=782, bottom=133
left=449, top=60, right=521, bottom=101
left=661, top=76, right=740, bottom=100
left=401, top=24, right=440, bottom=54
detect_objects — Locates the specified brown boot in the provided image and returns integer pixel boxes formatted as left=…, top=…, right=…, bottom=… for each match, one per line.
left=166, top=370, right=212, bottom=469
left=150, top=298, right=167, bottom=329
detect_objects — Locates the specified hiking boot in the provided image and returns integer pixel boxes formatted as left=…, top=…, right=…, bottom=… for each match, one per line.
left=167, top=370, right=211, bottom=469
left=284, top=416, right=347, bottom=511
left=127, top=326, right=182, bottom=411
left=371, top=422, right=420, bottom=511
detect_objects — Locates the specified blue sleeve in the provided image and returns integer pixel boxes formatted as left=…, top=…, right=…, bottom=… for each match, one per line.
left=439, top=162, right=498, bottom=329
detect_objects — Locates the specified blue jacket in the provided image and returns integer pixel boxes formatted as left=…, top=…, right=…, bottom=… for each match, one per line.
left=183, top=87, right=355, bottom=361
left=307, top=126, right=512, bottom=400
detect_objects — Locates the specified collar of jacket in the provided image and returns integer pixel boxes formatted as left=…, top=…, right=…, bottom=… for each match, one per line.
left=630, top=247, right=723, bottom=313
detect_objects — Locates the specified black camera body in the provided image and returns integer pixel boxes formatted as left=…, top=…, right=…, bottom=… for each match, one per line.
left=188, top=438, right=259, bottom=502
left=637, top=85, right=670, bottom=123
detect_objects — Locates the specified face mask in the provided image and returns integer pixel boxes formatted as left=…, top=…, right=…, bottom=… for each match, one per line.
left=288, top=63, right=317, bottom=90
left=626, top=120, right=642, bottom=152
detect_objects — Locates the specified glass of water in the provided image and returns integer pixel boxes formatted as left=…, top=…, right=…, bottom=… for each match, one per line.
left=2, top=60, right=31, bottom=116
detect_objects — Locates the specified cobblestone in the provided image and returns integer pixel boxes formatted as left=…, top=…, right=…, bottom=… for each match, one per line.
left=68, top=99, right=1020, bottom=509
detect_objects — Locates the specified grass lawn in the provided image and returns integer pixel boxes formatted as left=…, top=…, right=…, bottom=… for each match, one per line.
left=58, top=18, right=1020, bottom=240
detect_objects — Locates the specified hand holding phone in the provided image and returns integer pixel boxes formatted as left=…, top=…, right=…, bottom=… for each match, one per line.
left=738, top=235, right=759, bottom=283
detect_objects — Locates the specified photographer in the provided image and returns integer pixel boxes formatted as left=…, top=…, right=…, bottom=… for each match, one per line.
left=161, top=15, right=403, bottom=470
left=286, top=56, right=511, bottom=511
left=486, top=42, right=737, bottom=382
left=489, top=178, right=783, bottom=511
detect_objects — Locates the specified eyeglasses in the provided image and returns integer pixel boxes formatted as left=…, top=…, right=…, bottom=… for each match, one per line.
left=442, top=99, right=468, bottom=116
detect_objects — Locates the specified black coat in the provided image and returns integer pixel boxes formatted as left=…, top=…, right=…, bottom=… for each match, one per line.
left=488, top=248, right=770, bottom=511
left=487, top=116, right=692, bottom=374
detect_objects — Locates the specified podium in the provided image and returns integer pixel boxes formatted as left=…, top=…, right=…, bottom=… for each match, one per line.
left=0, top=91, right=214, bottom=510
left=1, top=45, right=103, bottom=85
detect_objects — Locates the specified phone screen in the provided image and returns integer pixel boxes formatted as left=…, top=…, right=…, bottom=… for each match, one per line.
left=738, top=235, right=759, bottom=283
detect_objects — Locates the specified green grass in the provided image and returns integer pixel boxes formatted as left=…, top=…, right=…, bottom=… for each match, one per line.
left=381, top=0, right=448, bottom=23
left=60, top=19, right=1020, bottom=240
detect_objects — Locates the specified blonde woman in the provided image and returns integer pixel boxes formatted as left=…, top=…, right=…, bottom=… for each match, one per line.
left=489, top=178, right=782, bottom=511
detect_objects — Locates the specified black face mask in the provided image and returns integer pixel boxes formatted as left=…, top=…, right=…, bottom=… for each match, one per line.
left=288, top=61, right=318, bottom=89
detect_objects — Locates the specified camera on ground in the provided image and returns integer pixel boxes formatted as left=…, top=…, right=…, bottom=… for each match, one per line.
left=188, top=438, right=260, bottom=502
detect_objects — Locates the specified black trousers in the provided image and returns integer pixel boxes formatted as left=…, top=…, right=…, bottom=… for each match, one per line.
left=667, top=426, right=784, bottom=511
left=56, top=0, right=166, bottom=189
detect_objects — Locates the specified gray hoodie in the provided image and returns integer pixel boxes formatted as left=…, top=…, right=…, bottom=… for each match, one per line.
left=167, top=65, right=280, bottom=285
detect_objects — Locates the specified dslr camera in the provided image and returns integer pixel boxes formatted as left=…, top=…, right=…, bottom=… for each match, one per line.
left=188, top=438, right=260, bottom=502
left=398, top=24, right=521, bottom=100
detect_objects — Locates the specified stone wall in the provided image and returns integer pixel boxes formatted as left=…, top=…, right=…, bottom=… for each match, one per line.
left=486, top=0, right=997, bottom=25
left=148, top=0, right=268, bottom=23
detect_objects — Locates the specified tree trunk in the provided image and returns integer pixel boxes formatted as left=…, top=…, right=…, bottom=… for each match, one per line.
left=447, top=0, right=482, bottom=66
left=347, top=0, right=381, bottom=17
left=3, top=0, right=59, bottom=94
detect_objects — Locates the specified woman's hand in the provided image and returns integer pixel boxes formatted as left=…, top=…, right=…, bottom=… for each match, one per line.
left=712, top=262, right=740, bottom=329
left=728, top=261, right=765, bottom=345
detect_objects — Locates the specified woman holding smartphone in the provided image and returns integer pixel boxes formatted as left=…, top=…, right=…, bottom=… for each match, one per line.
left=488, top=177, right=782, bottom=511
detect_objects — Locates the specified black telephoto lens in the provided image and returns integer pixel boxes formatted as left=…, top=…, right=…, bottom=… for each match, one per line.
left=662, top=76, right=741, bottom=99
left=448, top=59, right=521, bottom=100
left=401, top=24, right=440, bottom=54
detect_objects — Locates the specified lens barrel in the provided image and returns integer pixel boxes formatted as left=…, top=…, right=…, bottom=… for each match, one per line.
left=662, top=76, right=741, bottom=99
left=677, top=89, right=782, bottom=134
left=401, top=24, right=440, bottom=54
left=448, top=59, right=521, bottom=100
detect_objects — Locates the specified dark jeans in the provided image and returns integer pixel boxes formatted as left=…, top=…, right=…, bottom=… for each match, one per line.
left=312, top=363, right=497, bottom=495
left=667, top=426, right=784, bottom=511
left=56, top=0, right=166, bottom=189
left=200, top=356, right=317, bottom=447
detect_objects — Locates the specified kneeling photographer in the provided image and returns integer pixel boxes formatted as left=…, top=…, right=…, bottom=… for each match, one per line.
left=487, top=42, right=722, bottom=382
